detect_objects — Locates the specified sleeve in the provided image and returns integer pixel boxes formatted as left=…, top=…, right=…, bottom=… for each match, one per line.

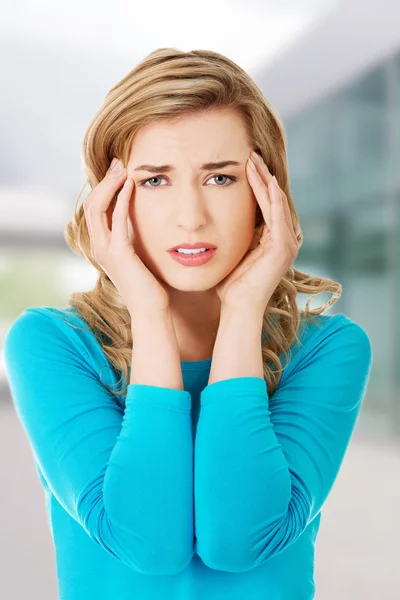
left=193, top=317, right=373, bottom=573
left=3, top=309, right=195, bottom=576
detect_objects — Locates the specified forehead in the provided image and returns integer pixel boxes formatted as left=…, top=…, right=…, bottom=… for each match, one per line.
left=128, top=108, right=249, bottom=159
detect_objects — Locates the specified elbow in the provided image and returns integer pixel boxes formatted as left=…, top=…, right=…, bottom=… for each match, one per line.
left=137, top=546, right=194, bottom=576
left=195, top=529, right=258, bottom=573
left=104, top=528, right=194, bottom=576
left=196, top=537, right=255, bottom=573
left=93, top=532, right=194, bottom=576
left=196, top=525, right=293, bottom=573
left=197, top=554, right=251, bottom=574
left=80, top=499, right=194, bottom=576
left=196, top=493, right=310, bottom=573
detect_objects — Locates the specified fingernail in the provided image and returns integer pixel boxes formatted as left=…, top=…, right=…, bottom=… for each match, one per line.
left=109, top=160, right=126, bottom=179
left=111, top=158, right=124, bottom=172
left=251, top=151, right=262, bottom=163
left=247, top=157, right=257, bottom=171
left=109, top=157, right=118, bottom=170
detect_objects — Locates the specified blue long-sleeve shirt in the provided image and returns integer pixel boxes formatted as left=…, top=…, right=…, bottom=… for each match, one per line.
left=3, top=306, right=372, bottom=600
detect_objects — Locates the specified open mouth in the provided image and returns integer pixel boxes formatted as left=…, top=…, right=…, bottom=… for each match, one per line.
left=169, top=247, right=217, bottom=266
left=174, top=248, right=211, bottom=253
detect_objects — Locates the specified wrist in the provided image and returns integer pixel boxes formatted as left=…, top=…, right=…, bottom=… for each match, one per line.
left=130, top=306, right=173, bottom=332
left=220, top=303, right=265, bottom=327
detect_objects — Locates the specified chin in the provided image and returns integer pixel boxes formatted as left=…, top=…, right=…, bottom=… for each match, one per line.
left=160, top=271, right=220, bottom=293
left=148, top=249, right=246, bottom=293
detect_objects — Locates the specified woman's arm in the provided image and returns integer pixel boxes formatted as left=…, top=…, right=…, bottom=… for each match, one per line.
left=4, top=308, right=194, bottom=576
left=194, top=313, right=372, bottom=572
left=130, top=308, right=184, bottom=389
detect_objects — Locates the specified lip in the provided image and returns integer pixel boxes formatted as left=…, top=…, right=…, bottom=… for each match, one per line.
left=168, top=242, right=217, bottom=251
left=168, top=247, right=217, bottom=266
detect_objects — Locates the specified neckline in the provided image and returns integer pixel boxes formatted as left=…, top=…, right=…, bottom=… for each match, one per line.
left=181, top=357, right=212, bottom=370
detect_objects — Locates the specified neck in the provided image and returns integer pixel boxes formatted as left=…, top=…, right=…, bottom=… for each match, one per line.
left=168, top=289, right=221, bottom=362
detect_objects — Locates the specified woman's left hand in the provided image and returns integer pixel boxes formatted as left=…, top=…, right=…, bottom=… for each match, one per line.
left=216, top=151, right=300, bottom=314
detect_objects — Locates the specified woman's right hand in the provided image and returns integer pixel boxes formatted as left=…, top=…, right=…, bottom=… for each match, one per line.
left=83, top=157, right=171, bottom=318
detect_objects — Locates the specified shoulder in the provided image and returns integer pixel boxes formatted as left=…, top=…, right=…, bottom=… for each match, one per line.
left=279, top=312, right=372, bottom=386
left=4, top=306, right=105, bottom=379
left=5, top=305, right=89, bottom=347
left=4, top=306, right=127, bottom=408
left=300, top=311, right=371, bottom=351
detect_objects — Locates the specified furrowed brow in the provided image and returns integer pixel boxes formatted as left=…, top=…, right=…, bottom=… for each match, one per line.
left=133, top=160, right=241, bottom=173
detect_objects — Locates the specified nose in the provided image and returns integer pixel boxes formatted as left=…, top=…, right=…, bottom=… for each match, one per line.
left=175, top=186, right=208, bottom=230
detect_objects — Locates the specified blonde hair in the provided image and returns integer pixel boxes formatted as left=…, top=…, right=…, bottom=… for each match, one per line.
left=64, top=47, right=341, bottom=400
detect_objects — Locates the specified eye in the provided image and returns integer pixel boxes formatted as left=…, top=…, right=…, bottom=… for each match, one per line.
left=207, top=174, right=237, bottom=187
left=138, top=174, right=237, bottom=189
left=140, top=176, right=168, bottom=189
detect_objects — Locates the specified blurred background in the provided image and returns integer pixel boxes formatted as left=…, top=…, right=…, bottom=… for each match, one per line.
left=1, top=0, right=399, bottom=598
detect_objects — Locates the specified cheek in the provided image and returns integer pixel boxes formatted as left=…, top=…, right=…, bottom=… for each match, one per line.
left=127, top=203, right=158, bottom=255
left=224, top=207, right=257, bottom=256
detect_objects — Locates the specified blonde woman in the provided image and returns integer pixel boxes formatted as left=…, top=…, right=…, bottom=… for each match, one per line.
left=4, top=48, right=372, bottom=600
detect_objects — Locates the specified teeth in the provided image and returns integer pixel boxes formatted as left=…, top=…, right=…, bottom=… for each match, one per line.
left=176, top=248, right=208, bottom=254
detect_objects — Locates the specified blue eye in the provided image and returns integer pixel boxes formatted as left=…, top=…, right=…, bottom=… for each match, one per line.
left=139, top=174, right=237, bottom=189
left=140, top=176, right=167, bottom=188
left=208, top=174, right=237, bottom=186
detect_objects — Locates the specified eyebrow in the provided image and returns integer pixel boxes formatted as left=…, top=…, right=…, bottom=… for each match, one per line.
left=133, top=160, right=242, bottom=173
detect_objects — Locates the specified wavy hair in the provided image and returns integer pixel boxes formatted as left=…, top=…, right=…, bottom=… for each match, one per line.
left=64, top=47, right=341, bottom=401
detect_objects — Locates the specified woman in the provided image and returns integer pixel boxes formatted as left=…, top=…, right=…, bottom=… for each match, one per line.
left=4, top=48, right=372, bottom=600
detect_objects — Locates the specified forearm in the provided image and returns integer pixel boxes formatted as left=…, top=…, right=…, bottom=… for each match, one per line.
left=207, top=307, right=265, bottom=385
left=124, top=309, right=193, bottom=573
left=130, top=309, right=184, bottom=390
left=195, top=306, right=289, bottom=572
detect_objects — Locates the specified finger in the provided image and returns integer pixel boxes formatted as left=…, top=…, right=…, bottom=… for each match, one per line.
left=275, top=184, right=298, bottom=245
left=270, top=177, right=297, bottom=244
left=84, top=159, right=127, bottom=249
left=250, top=151, right=273, bottom=187
left=251, top=153, right=289, bottom=236
left=246, top=158, right=271, bottom=226
left=281, top=193, right=298, bottom=245
left=251, top=152, right=297, bottom=243
left=268, top=177, right=287, bottom=241
left=249, top=153, right=298, bottom=254
left=111, top=177, right=135, bottom=246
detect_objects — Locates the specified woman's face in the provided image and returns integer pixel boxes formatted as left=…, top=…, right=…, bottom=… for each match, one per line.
left=126, top=107, right=259, bottom=294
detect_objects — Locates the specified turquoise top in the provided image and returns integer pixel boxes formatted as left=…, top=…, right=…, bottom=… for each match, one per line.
left=4, top=306, right=372, bottom=600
